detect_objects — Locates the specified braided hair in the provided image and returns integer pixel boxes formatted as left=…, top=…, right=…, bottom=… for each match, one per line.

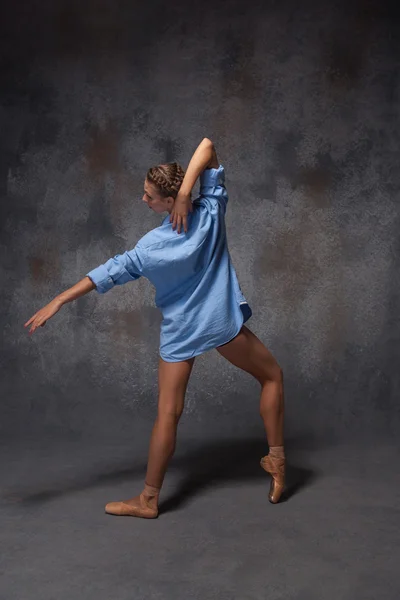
left=146, top=162, right=186, bottom=199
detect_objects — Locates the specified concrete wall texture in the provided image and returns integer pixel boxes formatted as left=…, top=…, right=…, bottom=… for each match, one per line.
left=1, top=0, right=399, bottom=442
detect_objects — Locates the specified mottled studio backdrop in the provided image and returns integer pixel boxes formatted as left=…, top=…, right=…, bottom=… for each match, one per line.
left=1, top=0, right=399, bottom=442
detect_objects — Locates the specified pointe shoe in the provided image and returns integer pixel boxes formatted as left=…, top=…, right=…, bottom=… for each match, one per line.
left=260, top=454, right=286, bottom=504
left=105, top=493, right=158, bottom=519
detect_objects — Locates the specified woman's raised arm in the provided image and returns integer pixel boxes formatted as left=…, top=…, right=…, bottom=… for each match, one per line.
left=170, top=137, right=218, bottom=234
left=179, top=138, right=217, bottom=197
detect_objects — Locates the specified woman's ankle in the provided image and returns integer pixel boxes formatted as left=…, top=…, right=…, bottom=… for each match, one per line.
left=268, top=445, right=285, bottom=459
left=142, top=482, right=161, bottom=506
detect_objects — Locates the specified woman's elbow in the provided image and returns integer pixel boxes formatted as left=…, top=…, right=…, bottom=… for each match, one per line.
left=202, top=137, right=214, bottom=148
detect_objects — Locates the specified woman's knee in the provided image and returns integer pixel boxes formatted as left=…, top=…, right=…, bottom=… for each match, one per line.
left=157, top=400, right=184, bottom=423
left=258, top=363, right=283, bottom=387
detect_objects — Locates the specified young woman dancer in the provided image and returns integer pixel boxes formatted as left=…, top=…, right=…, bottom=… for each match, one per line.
left=24, top=138, right=286, bottom=517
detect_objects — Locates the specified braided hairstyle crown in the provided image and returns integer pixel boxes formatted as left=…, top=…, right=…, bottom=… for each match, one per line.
left=146, top=162, right=186, bottom=199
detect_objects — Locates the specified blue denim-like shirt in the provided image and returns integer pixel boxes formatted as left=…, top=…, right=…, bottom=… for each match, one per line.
left=86, top=164, right=252, bottom=362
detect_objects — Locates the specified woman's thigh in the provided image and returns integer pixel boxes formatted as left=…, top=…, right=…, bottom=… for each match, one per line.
left=216, top=326, right=281, bottom=384
left=157, top=357, right=195, bottom=418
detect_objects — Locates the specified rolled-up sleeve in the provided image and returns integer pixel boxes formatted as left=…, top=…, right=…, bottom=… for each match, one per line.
left=199, top=165, right=228, bottom=213
left=86, top=244, right=147, bottom=294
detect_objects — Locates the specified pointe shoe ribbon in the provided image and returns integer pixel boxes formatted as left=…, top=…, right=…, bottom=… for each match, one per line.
left=105, top=493, right=158, bottom=518
left=260, top=455, right=286, bottom=504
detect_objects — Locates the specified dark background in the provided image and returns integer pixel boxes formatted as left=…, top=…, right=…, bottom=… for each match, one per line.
left=1, top=0, right=399, bottom=443
left=1, top=1, right=400, bottom=599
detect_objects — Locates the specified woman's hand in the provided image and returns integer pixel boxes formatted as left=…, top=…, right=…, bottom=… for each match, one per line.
left=170, top=191, right=193, bottom=234
left=24, top=297, right=64, bottom=335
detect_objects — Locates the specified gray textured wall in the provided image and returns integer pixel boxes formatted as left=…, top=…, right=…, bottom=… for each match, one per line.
left=1, top=0, right=399, bottom=442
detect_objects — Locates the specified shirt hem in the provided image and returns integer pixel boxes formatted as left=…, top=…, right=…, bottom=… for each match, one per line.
left=159, top=302, right=252, bottom=363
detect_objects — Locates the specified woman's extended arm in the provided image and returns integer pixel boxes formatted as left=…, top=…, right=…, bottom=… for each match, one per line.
left=170, top=137, right=218, bottom=234
left=24, top=276, right=95, bottom=335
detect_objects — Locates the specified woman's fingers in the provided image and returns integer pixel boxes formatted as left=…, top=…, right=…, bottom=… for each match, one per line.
left=31, top=317, right=45, bottom=333
left=170, top=205, right=190, bottom=233
left=27, top=299, right=62, bottom=334
left=29, top=318, right=40, bottom=333
left=25, top=309, right=49, bottom=333
left=24, top=314, right=37, bottom=327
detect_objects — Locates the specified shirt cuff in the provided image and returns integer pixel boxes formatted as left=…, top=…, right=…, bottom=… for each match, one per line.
left=199, top=164, right=225, bottom=188
left=86, top=265, right=114, bottom=294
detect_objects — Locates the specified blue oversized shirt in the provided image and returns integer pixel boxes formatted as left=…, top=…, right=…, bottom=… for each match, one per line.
left=86, top=165, right=252, bottom=361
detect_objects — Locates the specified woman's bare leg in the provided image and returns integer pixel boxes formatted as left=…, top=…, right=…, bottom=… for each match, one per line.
left=217, top=325, right=285, bottom=502
left=145, top=357, right=195, bottom=488
left=217, top=325, right=284, bottom=445
left=105, top=357, right=194, bottom=517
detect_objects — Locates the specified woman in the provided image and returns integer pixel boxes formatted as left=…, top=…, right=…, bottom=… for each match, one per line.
left=24, top=138, right=286, bottom=518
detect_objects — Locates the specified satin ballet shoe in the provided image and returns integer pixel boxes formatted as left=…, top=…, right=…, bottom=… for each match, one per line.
left=105, top=493, right=158, bottom=519
left=260, top=454, right=286, bottom=504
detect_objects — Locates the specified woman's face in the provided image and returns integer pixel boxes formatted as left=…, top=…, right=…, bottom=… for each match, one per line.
left=143, top=179, right=174, bottom=214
